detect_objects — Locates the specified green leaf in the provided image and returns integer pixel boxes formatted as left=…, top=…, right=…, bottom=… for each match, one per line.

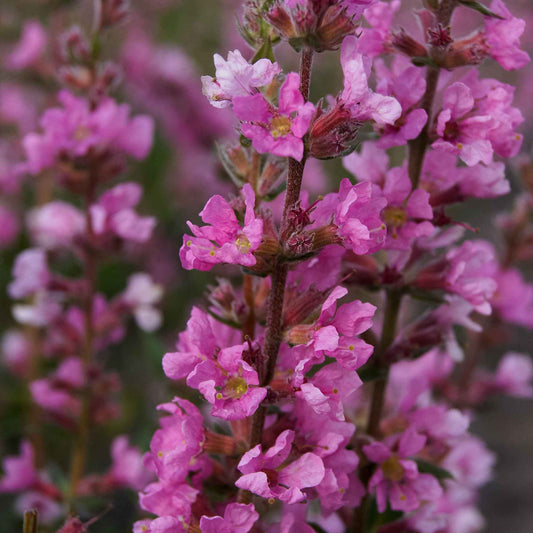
left=459, top=0, right=505, bottom=19
left=415, top=459, right=455, bottom=481
left=253, top=40, right=275, bottom=63
left=358, top=365, right=387, bottom=383
left=309, top=524, right=328, bottom=533
left=411, top=56, right=438, bottom=68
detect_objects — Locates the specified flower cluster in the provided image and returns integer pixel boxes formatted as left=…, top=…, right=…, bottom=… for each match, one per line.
left=133, top=1, right=533, bottom=532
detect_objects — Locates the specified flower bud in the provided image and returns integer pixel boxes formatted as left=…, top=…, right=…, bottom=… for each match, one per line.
left=391, top=29, right=428, bottom=58
left=316, top=5, right=358, bottom=51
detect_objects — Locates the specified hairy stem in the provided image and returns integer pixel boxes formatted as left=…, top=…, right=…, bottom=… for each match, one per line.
left=67, top=178, right=98, bottom=508
left=251, top=46, right=314, bottom=445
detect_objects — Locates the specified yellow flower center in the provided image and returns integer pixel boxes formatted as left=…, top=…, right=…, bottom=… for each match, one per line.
left=381, top=455, right=405, bottom=482
left=384, top=207, right=407, bottom=229
left=235, top=235, right=252, bottom=253
left=225, top=377, right=248, bottom=398
left=74, top=125, right=91, bottom=141
left=269, top=115, right=292, bottom=139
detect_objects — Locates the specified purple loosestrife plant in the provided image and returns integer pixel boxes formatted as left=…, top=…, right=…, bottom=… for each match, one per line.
left=0, top=0, right=160, bottom=528
left=134, top=1, right=533, bottom=532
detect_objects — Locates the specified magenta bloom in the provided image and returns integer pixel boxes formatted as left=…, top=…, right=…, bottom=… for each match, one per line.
left=286, top=286, right=375, bottom=373
left=374, top=57, right=428, bottom=148
left=187, top=344, right=267, bottom=420
left=143, top=398, right=205, bottom=484
left=363, top=428, right=442, bottom=513
left=236, top=429, right=325, bottom=504
left=414, top=240, right=498, bottom=315
left=179, top=184, right=263, bottom=271
left=0, top=441, right=38, bottom=493
left=484, top=0, right=530, bottom=71
left=8, top=248, right=50, bottom=299
left=492, top=353, right=533, bottom=398
left=492, top=269, right=533, bottom=327
left=202, top=50, right=280, bottom=108
left=90, top=182, right=156, bottom=244
left=28, top=201, right=85, bottom=249
left=311, top=178, right=387, bottom=255
left=6, top=21, right=47, bottom=71
left=200, top=503, right=259, bottom=533
left=340, top=36, right=402, bottom=126
left=432, top=82, right=493, bottom=166
left=23, top=91, right=154, bottom=173
left=380, top=167, right=434, bottom=250
left=109, top=436, right=153, bottom=491
left=357, top=0, right=401, bottom=58
left=122, top=273, right=163, bottom=332
left=233, top=73, right=315, bottom=160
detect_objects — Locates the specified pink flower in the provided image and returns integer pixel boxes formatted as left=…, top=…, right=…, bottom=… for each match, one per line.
left=23, top=91, right=154, bottom=173
left=1, top=330, right=32, bottom=377
left=109, top=436, right=153, bottom=490
left=492, top=353, right=533, bottom=398
left=200, top=503, right=259, bottom=533
left=286, top=286, right=375, bottom=373
left=163, top=306, right=240, bottom=382
left=343, top=141, right=389, bottom=185
left=363, top=428, right=442, bottom=513
left=28, top=202, right=85, bottom=249
left=202, top=50, right=280, bottom=108
left=14, top=492, right=63, bottom=525
left=179, top=184, right=263, bottom=271
left=310, top=179, right=387, bottom=255
left=122, top=273, right=163, bottom=332
left=0, top=205, right=19, bottom=249
left=90, top=182, right=156, bottom=243
left=296, top=363, right=362, bottom=420
left=187, top=344, right=267, bottom=420
left=236, top=429, right=325, bottom=504
left=374, top=57, right=428, bottom=148
left=30, top=357, right=84, bottom=418
left=233, top=73, right=315, bottom=160
left=484, top=0, right=530, bottom=71
left=6, top=21, right=47, bottom=70
left=380, top=167, right=434, bottom=250
left=143, top=398, right=205, bottom=484
left=414, top=241, right=498, bottom=315
left=8, top=248, right=50, bottom=299
left=432, top=82, right=493, bottom=166
left=356, top=0, right=401, bottom=58
left=340, top=36, right=402, bottom=126
left=0, top=441, right=38, bottom=492
left=491, top=269, right=533, bottom=327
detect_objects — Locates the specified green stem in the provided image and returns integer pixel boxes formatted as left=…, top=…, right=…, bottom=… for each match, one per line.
left=23, top=510, right=38, bottom=533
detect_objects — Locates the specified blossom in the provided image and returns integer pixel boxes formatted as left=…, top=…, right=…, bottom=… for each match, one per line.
left=310, top=179, right=387, bottom=255
left=340, top=35, right=402, bottom=125
left=200, top=503, right=259, bottom=533
left=484, top=0, right=530, bottom=71
left=233, top=73, right=315, bottom=160
left=379, top=167, right=433, bottom=250
left=432, top=82, right=494, bottom=166
left=363, top=428, right=443, bottom=513
left=0, top=441, right=38, bottom=492
left=0, top=205, right=20, bottom=248
left=109, top=436, right=153, bottom=490
left=23, top=91, right=154, bottom=173
left=179, top=184, right=263, bottom=271
left=122, top=273, right=163, bottom=332
left=356, top=0, right=401, bottom=58
left=491, top=269, right=533, bottom=327
left=202, top=50, right=280, bottom=108
left=90, top=182, right=156, bottom=243
left=1, top=330, right=32, bottom=376
left=374, top=57, right=428, bottom=148
left=28, top=202, right=85, bottom=249
left=236, top=429, right=325, bottom=503
left=492, top=353, right=533, bottom=398
left=8, top=248, right=50, bottom=299
left=6, top=21, right=47, bottom=70
left=414, top=241, right=498, bottom=315
left=187, top=344, right=267, bottom=420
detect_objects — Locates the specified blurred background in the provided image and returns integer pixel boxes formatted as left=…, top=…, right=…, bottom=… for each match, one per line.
left=0, top=0, right=532, bottom=531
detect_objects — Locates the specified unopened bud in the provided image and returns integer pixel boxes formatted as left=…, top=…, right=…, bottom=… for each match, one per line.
left=266, top=5, right=297, bottom=39
left=204, top=430, right=236, bottom=455
left=58, top=66, right=94, bottom=90
left=442, top=35, right=487, bottom=68
left=316, top=5, right=358, bottom=51
left=94, top=0, right=130, bottom=31
left=392, top=29, right=428, bottom=58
